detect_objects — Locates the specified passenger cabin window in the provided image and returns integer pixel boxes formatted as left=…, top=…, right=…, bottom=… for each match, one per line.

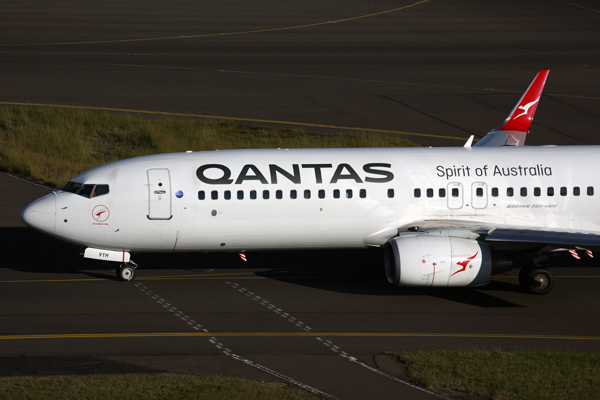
left=426, top=188, right=434, bottom=198
left=290, top=190, right=297, bottom=199
left=360, top=189, right=367, bottom=198
left=560, top=187, right=567, bottom=196
left=304, top=190, right=311, bottom=199
left=250, top=190, right=257, bottom=200
left=573, top=187, right=580, bottom=196
left=276, top=190, right=283, bottom=199
left=520, top=187, right=527, bottom=197
left=211, top=190, right=218, bottom=200
left=507, top=188, right=514, bottom=197
left=534, top=187, right=541, bottom=197
left=198, top=191, right=206, bottom=200
left=319, top=189, right=325, bottom=199
left=439, top=188, right=446, bottom=198
left=414, top=188, right=421, bottom=198
left=224, top=190, right=231, bottom=200
left=588, top=187, right=594, bottom=196
left=334, top=189, right=340, bottom=199
left=388, top=189, right=394, bottom=198
left=547, top=187, right=554, bottom=196
left=346, top=189, right=353, bottom=199
left=491, top=187, right=498, bottom=197
left=237, top=190, right=244, bottom=200
left=263, top=190, right=269, bottom=200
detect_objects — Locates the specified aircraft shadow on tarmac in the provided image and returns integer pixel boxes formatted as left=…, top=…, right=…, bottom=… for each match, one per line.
left=5, top=227, right=598, bottom=308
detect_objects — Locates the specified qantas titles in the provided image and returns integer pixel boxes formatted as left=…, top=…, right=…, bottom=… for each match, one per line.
left=197, top=163, right=394, bottom=185
left=436, top=164, right=553, bottom=180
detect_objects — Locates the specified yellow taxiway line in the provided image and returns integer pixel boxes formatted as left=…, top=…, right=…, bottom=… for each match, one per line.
left=0, top=331, right=599, bottom=341
left=0, top=275, right=598, bottom=284
left=0, top=101, right=467, bottom=141
left=2, top=51, right=600, bottom=57
left=558, top=0, right=600, bottom=14
left=0, top=0, right=430, bottom=47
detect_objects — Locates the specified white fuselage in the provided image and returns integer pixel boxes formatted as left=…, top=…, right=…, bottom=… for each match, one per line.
left=22, top=145, right=600, bottom=254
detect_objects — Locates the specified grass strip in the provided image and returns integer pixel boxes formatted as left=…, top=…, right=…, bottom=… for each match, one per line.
left=0, top=107, right=415, bottom=187
left=388, top=349, right=600, bottom=400
left=0, top=374, right=320, bottom=400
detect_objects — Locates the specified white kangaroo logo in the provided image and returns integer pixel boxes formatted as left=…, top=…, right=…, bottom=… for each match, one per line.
left=513, top=99, right=539, bottom=120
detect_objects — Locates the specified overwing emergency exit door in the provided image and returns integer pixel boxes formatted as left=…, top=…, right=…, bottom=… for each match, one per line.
left=472, top=182, right=488, bottom=209
left=147, top=169, right=172, bottom=220
left=447, top=182, right=463, bottom=209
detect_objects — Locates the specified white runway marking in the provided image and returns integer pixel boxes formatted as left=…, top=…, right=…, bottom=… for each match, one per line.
left=226, top=281, right=447, bottom=399
left=134, top=282, right=338, bottom=399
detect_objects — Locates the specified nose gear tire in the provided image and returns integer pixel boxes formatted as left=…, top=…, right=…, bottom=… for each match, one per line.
left=117, top=264, right=135, bottom=282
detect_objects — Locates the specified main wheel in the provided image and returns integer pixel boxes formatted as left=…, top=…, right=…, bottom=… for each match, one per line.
left=518, top=265, right=531, bottom=288
left=117, top=264, right=135, bottom=282
left=519, top=267, right=554, bottom=295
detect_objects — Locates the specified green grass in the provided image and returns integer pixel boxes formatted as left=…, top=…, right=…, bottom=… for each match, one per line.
left=0, top=107, right=415, bottom=187
left=0, top=374, right=320, bottom=400
left=389, top=349, right=600, bottom=400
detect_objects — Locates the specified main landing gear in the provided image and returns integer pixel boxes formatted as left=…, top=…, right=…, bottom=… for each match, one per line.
left=117, top=261, right=138, bottom=282
left=518, top=266, right=554, bottom=295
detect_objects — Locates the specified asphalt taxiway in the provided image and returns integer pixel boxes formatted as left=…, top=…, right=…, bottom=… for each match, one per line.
left=1, top=0, right=599, bottom=148
left=3, top=172, right=600, bottom=399
left=1, top=0, right=600, bottom=398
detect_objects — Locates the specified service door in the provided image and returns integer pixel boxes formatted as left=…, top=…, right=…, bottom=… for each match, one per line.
left=472, top=182, right=488, bottom=209
left=147, top=169, right=172, bottom=220
left=447, top=182, right=463, bottom=209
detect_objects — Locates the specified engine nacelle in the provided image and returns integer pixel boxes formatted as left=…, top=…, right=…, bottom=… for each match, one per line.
left=384, top=235, right=492, bottom=287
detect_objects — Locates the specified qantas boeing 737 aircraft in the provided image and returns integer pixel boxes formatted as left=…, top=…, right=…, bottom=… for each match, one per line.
left=20, top=70, right=599, bottom=294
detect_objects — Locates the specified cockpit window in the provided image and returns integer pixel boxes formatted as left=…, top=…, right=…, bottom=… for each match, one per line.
left=62, top=182, right=109, bottom=198
left=79, top=185, right=94, bottom=198
left=62, top=181, right=83, bottom=193
left=93, top=185, right=110, bottom=197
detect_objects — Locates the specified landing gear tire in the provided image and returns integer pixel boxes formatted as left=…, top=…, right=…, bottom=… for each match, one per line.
left=519, top=267, right=554, bottom=295
left=117, top=264, right=135, bottom=282
left=518, top=266, right=530, bottom=288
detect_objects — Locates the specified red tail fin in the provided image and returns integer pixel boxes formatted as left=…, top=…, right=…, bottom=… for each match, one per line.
left=496, top=69, right=549, bottom=132
left=474, top=70, right=549, bottom=147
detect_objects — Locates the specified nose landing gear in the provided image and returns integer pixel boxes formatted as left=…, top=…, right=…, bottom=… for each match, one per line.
left=117, top=261, right=138, bottom=282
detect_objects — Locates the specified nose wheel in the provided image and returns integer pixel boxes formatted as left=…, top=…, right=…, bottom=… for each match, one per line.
left=117, top=261, right=138, bottom=282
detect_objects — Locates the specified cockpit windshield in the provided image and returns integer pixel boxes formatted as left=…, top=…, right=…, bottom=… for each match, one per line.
left=62, top=182, right=110, bottom=198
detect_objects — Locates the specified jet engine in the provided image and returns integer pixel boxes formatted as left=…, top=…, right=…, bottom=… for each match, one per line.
left=384, top=235, right=507, bottom=287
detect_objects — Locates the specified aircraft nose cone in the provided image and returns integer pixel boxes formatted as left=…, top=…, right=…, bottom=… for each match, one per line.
left=21, top=193, right=56, bottom=235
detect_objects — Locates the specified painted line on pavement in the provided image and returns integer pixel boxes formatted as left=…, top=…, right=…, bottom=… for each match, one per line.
left=3, top=332, right=599, bottom=341
left=132, top=281, right=340, bottom=399
left=0, top=101, right=465, bottom=141
left=0, top=0, right=429, bottom=47
left=2, top=275, right=600, bottom=284
left=558, top=0, right=600, bottom=14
